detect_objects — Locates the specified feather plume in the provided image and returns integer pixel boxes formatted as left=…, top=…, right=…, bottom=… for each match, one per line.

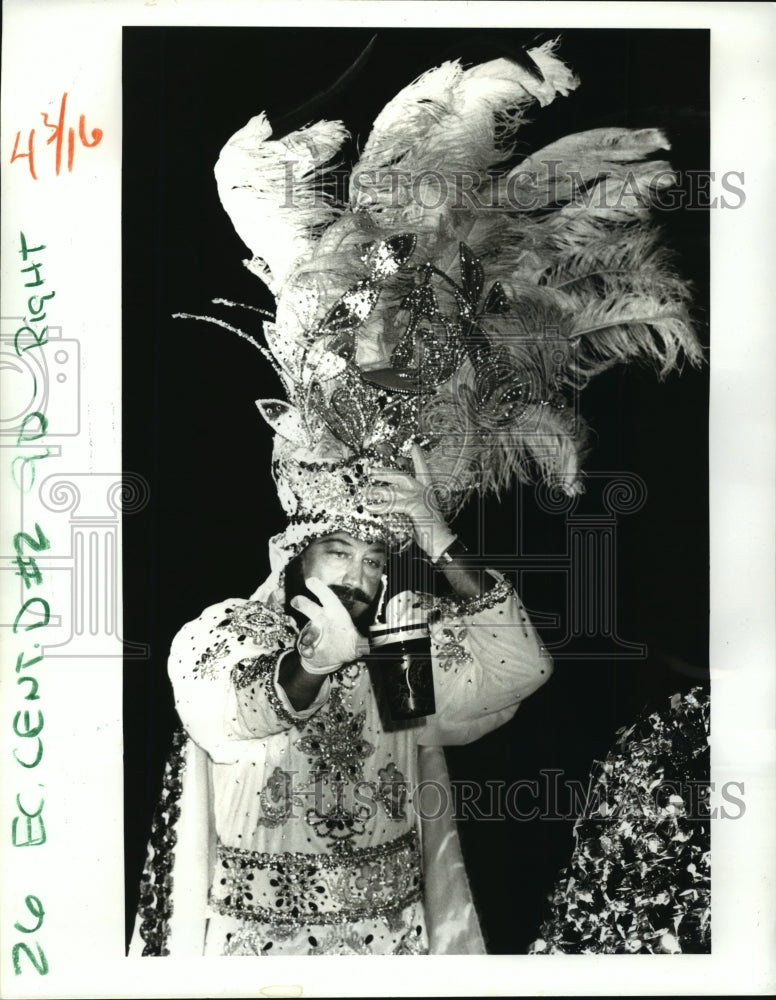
left=498, top=225, right=701, bottom=373
left=350, top=40, right=578, bottom=222
left=215, top=114, right=349, bottom=292
left=421, top=380, right=588, bottom=513
left=213, top=43, right=703, bottom=512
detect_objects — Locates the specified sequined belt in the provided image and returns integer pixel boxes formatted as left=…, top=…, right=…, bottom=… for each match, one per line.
left=209, top=830, right=423, bottom=927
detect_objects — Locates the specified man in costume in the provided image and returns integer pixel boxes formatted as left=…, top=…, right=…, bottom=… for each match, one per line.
left=132, top=40, right=701, bottom=956
left=143, top=454, right=551, bottom=957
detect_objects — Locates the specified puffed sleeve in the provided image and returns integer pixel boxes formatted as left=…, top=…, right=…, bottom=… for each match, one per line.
left=168, top=597, right=331, bottom=763
left=418, top=573, right=552, bottom=746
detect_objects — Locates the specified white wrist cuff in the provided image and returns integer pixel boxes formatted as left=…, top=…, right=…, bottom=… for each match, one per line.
left=428, top=530, right=458, bottom=563
left=299, top=658, right=342, bottom=676
left=297, top=635, right=371, bottom=674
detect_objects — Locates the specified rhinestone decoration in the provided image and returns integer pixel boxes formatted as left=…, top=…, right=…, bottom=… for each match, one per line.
left=218, top=602, right=297, bottom=648
left=376, top=762, right=409, bottom=821
left=260, top=236, right=566, bottom=540
left=231, top=654, right=276, bottom=691
left=529, top=689, right=710, bottom=955
left=232, top=652, right=303, bottom=730
left=393, top=921, right=429, bottom=955
left=255, top=767, right=300, bottom=829
left=262, top=664, right=299, bottom=729
left=215, top=902, right=428, bottom=956
left=424, top=574, right=513, bottom=621
left=305, top=927, right=378, bottom=955
left=360, top=233, right=417, bottom=280
left=303, top=798, right=372, bottom=851
left=193, top=638, right=230, bottom=681
left=294, top=686, right=374, bottom=783
left=209, top=829, right=422, bottom=927
left=136, top=727, right=189, bottom=956
left=271, top=517, right=408, bottom=565
left=429, top=626, right=473, bottom=672
left=334, top=659, right=366, bottom=692
left=272, top=455, right=415, bottom=553
left=313, top=278, right=382, bottom=363
left=293, top=684, right=379, bottom=851
left=222, top=921, right=298, bottom=955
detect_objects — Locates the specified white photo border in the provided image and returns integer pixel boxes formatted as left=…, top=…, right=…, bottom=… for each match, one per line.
left=1, top=1, right=774, bottom=997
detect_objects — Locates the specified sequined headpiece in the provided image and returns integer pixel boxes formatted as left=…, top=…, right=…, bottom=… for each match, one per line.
left=212, top=40, right=702, bottom=567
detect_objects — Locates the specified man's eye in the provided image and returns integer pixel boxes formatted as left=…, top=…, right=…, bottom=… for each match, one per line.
left=365, top=558, right=384, bottom=570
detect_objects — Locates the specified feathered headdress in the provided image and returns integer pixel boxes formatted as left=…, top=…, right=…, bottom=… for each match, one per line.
left=210, top=39, right=702, bottom=564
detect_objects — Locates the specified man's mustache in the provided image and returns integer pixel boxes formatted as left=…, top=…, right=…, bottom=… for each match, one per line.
left=328, top=583, right=372, bottom=608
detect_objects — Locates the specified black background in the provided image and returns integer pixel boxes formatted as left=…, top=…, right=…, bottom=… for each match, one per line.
left=123, top=27, right=709, bottom=954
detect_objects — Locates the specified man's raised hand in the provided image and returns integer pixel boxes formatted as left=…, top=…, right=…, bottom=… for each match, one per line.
left=290, top=576, right=370, bottom=674
left=365, top=444, right=457, bottom=562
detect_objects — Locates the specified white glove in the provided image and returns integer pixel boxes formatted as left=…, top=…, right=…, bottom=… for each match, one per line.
left=290, top=577, right=371, bottom=674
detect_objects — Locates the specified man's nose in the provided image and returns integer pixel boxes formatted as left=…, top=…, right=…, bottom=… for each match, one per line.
left=342, top=561, right=365, bottom=590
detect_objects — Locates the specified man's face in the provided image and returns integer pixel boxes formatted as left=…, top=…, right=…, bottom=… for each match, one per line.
left=300, top=531, right=387, bottom=624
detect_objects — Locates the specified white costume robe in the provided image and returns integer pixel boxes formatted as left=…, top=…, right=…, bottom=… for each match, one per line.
left=130, top=574, right=551, bottom=956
